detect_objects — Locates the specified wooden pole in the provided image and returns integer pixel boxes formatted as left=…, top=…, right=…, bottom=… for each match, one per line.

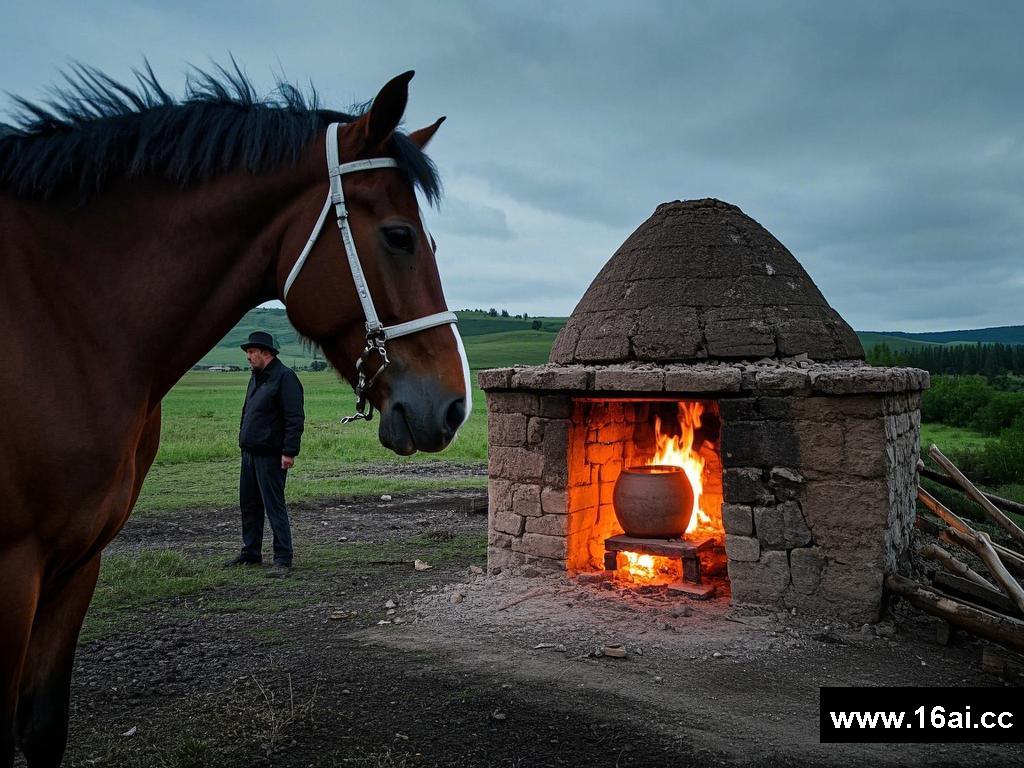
left=918, top=461, right=1024, bottom=517
left=885, top=574, right=1024, bottom=655
left=928, top=445, right=1024, bottom=550
left=917, top=486, right=974, bottom=535
left=918, top=543, right=992, bottom=589
left=945, top=528, right=1024, bottom=616
left=937, top=529, right=1024, bottom=580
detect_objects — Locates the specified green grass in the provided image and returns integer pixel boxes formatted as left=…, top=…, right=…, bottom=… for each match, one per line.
left=920, top=423, right=997, bottom=453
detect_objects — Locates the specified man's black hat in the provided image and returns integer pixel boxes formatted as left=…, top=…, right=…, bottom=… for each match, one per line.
left=240, top=331, right=279, bottom=355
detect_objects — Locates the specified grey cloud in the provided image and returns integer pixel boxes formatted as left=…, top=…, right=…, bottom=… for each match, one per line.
left=433, top=196, right=515, bottom=241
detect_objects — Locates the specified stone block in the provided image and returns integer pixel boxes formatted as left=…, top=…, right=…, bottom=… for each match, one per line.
left=488, top=546, right=526, bottom=573
left=769, top=467, right=804, bottom=500
left=781, top=501, right=812, bottom=548
left=487, top=392, right=539, bottom=415
left=493, top=508, right=526, bottom=536
left=753, top=506, right=784, bottom=549
left=539, top=396, right=574, bottom=419
left=723, top=468, right=773, bottom=505
left=511, top=366, right=593, bottom=391
left=515, top=533, right=568, bottom=561
left=809, top=366, right=927, bottom=395
left=718, top=397, right=758, bottom=421
left=541, top=487, right=568, bottom=515
left=594, top=366, right=665, bottom=391
left=725, top=534, right=760, bottom=562
left=794, top=420, right=845, bottom=476
left=489, top=447, right=544, bottom=481
left=586, top=442, right=621, bottom=465
left=704, top=315, right=777, bottom=358
left=525, top=514, right=568, bottom=536
left=721, top=420, right=800, bottom=468
left=789, top=546, right=825, bottom=594
left=512, top=484, right=542, bottom=517
left=478, top=368, right=513, bottom=389
left=728, top=550, right=791, bottom=605
left=842, top=419, right=887, bottom=478
left=752, top=368, right=811, bottom=393
left=541, top=419, right=571, bottom=489
left=527, top=417, right=545, bottom=444
left=800, top=478, right=889, bottom=554
left=663, top=366, right=742, bottom=392
left=488, top=530, right=514, bottom=548
left=815, top=557, right=885, bottom=623
left=488, top=478, right=514, bottom=514
left=488, top=412, right=529, bottom=447
left=633, top=305, right=705, bottom=361
left=722, top=503, right=753, bottom=536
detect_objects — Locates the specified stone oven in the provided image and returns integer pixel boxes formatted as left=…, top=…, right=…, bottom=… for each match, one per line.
left=480, top=199, right=928, bottom=623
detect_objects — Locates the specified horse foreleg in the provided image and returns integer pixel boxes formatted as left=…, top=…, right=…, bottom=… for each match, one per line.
left=16, top=554, right=101, bottom=768
left=0, top=544, right=42, bottom=768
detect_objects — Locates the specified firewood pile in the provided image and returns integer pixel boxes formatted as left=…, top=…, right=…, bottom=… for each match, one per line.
left=888, top=444, right=1024, bottom=665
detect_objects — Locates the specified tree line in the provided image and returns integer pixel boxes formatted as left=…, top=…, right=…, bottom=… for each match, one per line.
left=868, top=341, right=1024, bottom=380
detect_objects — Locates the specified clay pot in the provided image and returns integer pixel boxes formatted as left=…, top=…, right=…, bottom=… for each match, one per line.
left=612, top=465, right=694, bottom=538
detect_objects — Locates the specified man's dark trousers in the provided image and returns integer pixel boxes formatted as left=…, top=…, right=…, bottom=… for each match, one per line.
left=239, top=451, right=292, bottom=565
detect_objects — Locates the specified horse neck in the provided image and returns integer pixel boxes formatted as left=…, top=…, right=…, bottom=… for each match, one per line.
left=40, top=167, right=315, bottom=404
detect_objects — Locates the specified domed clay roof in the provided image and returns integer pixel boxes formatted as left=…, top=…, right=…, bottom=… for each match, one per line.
left=549, top=199, right=864, bottom=364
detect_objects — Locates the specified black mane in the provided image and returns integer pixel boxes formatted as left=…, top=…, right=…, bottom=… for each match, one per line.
left=0, top=61, right=441, bottom=203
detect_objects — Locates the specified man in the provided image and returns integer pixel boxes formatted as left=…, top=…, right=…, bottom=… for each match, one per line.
left=226, top=330, right=305, bottom=575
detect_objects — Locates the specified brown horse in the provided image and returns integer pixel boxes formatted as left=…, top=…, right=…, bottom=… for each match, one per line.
left=0, top=65, right=469, bottom=767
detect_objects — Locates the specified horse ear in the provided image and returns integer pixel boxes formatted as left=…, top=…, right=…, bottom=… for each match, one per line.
left=407, top=116, right=446, bottom=149
left=364, top=70, right=414, bottom=147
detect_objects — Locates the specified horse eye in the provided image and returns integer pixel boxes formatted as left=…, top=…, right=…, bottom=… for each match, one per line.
left=381, top=225, right=416, bottom=254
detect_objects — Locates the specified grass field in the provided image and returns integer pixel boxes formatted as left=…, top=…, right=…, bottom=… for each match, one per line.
left=137, top=371, right=487, bottom=514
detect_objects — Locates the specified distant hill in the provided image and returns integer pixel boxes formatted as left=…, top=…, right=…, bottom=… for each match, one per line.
left=864, top=326, right=1024, bottom=346
left=198, top=309, right=566, bottom=369
left=199, top=308, right=1018, bottom=369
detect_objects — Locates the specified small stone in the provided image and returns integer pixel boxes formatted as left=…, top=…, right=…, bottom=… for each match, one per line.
left=414, top=559, right=433, bottom=571
left=384, top=600, right=396, bottom=609
left=468, top=565, right=484, bottom=575
left=791, top=607, right=797, bottom=616
left=712, top=652, right=722, bottom=659
left=671, top=606, right=693, bottom=618
left=491, top=710, right=507, bottom=721
left=380, top=495, right=392, bottom=501
left=602, top=644, right=627, bottom=658
left=654, top=676, right=663, bottom=683
left=450, top=592, right=465, bottom=604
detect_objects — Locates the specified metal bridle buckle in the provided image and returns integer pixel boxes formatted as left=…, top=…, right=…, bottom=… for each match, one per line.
left=340, top=331, right=390, bottom=424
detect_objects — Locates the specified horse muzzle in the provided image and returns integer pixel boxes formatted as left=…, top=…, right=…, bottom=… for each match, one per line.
left=378, top=373, right=467, bottom=455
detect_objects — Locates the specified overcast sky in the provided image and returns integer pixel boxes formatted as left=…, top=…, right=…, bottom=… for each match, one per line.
left=3, top=1, right=1022, bottom=331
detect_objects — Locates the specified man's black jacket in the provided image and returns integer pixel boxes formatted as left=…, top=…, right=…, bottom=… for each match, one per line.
left=239, top=357, right=305, bottom=457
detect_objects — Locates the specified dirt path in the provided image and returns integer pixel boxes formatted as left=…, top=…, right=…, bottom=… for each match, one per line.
left=51, top=490, right=1021, bottom=768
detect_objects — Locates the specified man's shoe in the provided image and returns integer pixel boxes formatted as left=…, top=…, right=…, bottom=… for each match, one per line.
left=266, top=563, right=292, bottom=578
left=223, top=554, right=262, bottom=568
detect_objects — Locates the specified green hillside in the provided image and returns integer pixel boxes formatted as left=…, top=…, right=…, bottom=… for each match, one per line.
left=199, top=308, right=566, bottom=369
left=856, top=332, right=943, bottom=352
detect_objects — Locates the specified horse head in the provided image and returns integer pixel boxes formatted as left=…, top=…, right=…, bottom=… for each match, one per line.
left=278, top=72, right=470, bottom=455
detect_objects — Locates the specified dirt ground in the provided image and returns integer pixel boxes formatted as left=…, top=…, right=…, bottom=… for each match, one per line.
left=48, top=488, right=1022, bottom=768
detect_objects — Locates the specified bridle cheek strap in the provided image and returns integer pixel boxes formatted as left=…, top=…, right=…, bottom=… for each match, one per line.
left=282, top=123, right=458, bottom=423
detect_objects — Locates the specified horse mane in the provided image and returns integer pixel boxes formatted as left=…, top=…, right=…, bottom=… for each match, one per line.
left=0, top=61, right=441, bottom=204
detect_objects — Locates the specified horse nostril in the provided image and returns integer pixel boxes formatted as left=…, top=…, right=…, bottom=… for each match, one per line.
left=444, top=397, right=466, bottom=437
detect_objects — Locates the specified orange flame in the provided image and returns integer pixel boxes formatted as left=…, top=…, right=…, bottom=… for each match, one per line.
left=621, top=551, right=679, bottom=582
left=647, top=402, right=709, bottom=536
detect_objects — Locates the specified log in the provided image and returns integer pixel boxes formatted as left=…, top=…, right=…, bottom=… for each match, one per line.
left=928, top=444, right=1024, bottom=550
left=944, top=528, right=1024, bottom=616
left=885, top=574, right=1024, bottom=655
left=918, top=461, right=1024, bottom=517
left=932, top=571, right=1021, bottom=616
left=918, top=543, right=991, bottom=588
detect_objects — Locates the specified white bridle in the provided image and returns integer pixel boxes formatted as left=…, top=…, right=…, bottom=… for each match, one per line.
left=282, top=122, right=469, bottom=426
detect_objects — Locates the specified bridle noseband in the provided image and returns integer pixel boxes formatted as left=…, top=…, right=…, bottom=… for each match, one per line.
left=282, top=122, right=457, bottom=423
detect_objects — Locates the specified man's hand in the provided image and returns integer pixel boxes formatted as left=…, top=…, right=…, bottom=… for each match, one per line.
left=281, top=455, right=295, bottom=470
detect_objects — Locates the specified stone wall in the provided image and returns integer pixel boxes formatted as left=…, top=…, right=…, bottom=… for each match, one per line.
left=482, top=360, right=928, bottom=623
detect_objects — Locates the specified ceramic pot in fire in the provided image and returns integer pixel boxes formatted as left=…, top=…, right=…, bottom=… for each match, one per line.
left=612, top=465, right=694, bottom=538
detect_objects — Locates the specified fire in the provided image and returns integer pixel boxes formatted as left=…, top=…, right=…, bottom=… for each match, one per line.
left=647, top=402, right=710, bottom=536
left=621, top=552, right=678, bottom=582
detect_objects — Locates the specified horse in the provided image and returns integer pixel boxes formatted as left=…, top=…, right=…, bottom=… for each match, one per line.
left=0, top=64, right=470, bottom=768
